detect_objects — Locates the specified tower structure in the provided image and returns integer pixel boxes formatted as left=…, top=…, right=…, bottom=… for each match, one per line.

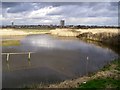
left=11, top=21, right=14, bottom=26
left=60, top=20, right=65, bottom=27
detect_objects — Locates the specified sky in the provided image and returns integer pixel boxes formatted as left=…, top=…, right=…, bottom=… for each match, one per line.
left=1, top=2, right=119, bottom=26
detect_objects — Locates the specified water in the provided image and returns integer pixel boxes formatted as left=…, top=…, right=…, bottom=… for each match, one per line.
left=2, top=34, right=118, bottom=88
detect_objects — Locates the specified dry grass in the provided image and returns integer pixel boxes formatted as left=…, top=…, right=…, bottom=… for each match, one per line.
left=0, top=28, right=50, bottom=36
left=0, top=29, right=28, bottom=36
left=1, top=40, right=20, bottom=46
left=76, top=28, right=118, bottom=34
left=1, top=28, right=118, bottom=37
left=50, top=28, right=118, bottom=37
left=50, top=29, right=80, bottom=36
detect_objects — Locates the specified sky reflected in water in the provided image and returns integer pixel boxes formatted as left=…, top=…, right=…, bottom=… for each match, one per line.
left=2, top=34, right=118, bottom=88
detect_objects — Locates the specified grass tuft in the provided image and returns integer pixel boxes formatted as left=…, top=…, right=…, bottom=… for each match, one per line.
left=2, top=40, right=20, bottom=46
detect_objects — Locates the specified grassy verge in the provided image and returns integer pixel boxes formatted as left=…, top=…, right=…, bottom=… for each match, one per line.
left=1, top=40, right=20, bottom=46
left=77, top=58, right=120, bottom=89
left=78, top=78, right=120, bottom=88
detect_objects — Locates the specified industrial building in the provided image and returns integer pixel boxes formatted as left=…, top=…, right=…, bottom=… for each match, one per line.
left=60, top=20, right=65, bottom=27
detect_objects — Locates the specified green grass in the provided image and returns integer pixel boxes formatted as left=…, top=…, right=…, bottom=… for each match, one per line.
left=77, top=58, right=120, bottom=89
left=78, top=78, right=120, bottom=89
left=101, top=59, right=120, bottom=71
left=2, top=40, right=20, bottom=46
left=113, top=59, right=120, bottom=71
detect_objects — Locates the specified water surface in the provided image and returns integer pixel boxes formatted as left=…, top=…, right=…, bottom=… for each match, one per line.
left=2, top=34, right=118, bottom=88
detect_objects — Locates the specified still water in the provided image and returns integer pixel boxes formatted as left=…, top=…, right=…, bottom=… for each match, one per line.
left=2, top=34, right=118, bottom=88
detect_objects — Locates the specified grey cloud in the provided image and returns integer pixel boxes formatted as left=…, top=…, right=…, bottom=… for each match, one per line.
left=38, top=2, right=85, bottom=7
left=47, top=2, right=118, bottom=18
left=6, top=3, right=34, bottom=13
left=1, top=2, right=118, bottom=26
left=2, top=2, right=21, bottom=8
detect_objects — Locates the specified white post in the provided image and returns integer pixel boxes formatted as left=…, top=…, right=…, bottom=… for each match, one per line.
left=86, top=56, right=89, bottom=76
left=87, top=56, right=89, bottom=60
left=7, top=53, right=10, bottom=62
left=28, top=52, right=31, bottom=60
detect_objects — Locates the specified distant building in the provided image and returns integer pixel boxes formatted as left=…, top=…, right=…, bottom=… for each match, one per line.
left=60, top=20, right=65, bottom=27
left=11, top=21, right=14, bottom=26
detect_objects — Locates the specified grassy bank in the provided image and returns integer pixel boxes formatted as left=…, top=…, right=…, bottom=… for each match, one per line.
left=76, top=29, right=120, bottom=55
left=0, top=28, right=51, bottom=47
left=50, top=28, right=118, bottom=37
left=1, top=40, right=20, bottom=46
left=78, top=78, right=120, bottom=88
left=78, top=59, right=120, bottom=89
left=79, top=39, right=120, bottom=55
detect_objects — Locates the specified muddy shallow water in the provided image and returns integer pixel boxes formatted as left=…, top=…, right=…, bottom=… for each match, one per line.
left=2, top=34, right=118, bottom=88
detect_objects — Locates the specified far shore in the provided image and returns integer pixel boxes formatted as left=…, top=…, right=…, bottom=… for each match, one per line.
left=1, top=28, right=119, bottom=47
left=50, top=28, right=118, bottom=36
left=0, top=28, right=51, bottom=36
left=0, top=28, right=118, bottom=36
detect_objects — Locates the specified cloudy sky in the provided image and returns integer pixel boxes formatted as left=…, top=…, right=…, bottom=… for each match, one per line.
left=1, top=2, right=118, bottom=26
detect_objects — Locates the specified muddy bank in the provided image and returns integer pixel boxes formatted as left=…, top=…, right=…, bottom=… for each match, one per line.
left=50, top=28, right=119, bottom=53
left=77, top=32, right=119, bottom=45
left=77, top=32, right=120, bottom=54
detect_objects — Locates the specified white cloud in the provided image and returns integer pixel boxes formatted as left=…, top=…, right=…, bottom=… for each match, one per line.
left=28, top=6, right=61, bottom=18
left=2, top=2, right=118, bottom=26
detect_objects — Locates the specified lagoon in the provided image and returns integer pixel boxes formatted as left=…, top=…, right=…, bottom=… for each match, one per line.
left=2, top=34, right=118, bottom=88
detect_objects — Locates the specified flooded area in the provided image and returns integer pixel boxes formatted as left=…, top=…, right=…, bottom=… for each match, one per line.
left=2, top=34, right=118, bottom=88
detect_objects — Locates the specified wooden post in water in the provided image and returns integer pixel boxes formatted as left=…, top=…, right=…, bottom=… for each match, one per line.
left=87, top=56, right=89, bottom=60
left=28, top=52, right=31, bottom=60
left=6, top=53, right=10, bottom=62
left=86, top=56, right=89, bottom=76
